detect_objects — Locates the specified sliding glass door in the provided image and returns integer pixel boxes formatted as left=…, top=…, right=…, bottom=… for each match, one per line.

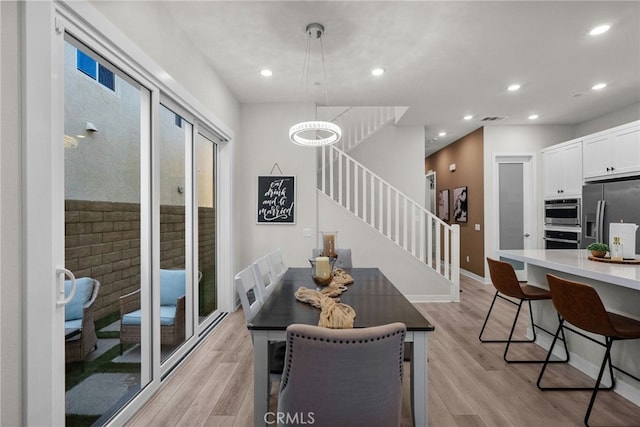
left=62, top=37, right=226, bottom=425
left=24, top=3, right=229, bottom=424
left=196, top=131, right=218, bottom=323
left=63, top=36, right=149, bottom=424
left=157, top=104, right=193, bottom=363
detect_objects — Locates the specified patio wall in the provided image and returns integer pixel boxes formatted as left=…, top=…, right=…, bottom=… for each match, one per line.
left=65, top=199, right=215, bottom=321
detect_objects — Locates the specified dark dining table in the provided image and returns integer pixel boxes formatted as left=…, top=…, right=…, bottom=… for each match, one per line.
left=247, top=267, right=435, bottom=426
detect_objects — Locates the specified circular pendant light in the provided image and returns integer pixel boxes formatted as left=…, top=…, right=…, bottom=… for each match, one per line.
left=289, top=23, right=342, bottom=147
left=289, top=121, right=342, bottom=147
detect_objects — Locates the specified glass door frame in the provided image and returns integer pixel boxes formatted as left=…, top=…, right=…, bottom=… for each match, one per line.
left=23, top=2, right=235, bottom=425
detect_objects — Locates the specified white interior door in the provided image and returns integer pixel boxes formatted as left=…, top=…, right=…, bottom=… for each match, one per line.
left=494, top=155, right=536, bottom=281
left=425, top=171, right=436, bottom=213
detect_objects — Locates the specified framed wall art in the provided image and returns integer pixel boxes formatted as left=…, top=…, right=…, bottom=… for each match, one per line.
left=453, top=186, right=468, bottom=223
left=257, top=175, right=296, bottom=224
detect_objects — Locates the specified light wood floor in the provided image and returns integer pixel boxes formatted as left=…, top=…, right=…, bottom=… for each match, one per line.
left=126, top=274, right=640, bottom=426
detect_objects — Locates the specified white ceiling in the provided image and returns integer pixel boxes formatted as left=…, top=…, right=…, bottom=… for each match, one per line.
left=159, top=1, right=640, bottom=156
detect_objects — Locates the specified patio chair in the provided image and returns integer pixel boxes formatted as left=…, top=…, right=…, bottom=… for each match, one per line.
left=119, top=269, right=186, bottom=354
left=65, top=277, right=100, bottom=363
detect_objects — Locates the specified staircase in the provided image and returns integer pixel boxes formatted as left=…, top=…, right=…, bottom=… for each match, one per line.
left=316, top=107, right=460, bottom=301
left=319, top=106, right=403, bottom=153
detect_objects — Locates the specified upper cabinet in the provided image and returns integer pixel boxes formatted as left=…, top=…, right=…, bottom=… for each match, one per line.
left=583, top=121, right=640, bottom=181
left=542, top=139, right=583, bottom=199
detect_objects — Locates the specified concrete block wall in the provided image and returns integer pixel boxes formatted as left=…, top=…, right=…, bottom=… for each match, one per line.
left=65, top=200, right=216, bottom=321
left=65, top=200, right=141, bottom=321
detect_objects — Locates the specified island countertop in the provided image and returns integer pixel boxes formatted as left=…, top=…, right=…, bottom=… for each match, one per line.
left=495, top=249, right=640, bottom=291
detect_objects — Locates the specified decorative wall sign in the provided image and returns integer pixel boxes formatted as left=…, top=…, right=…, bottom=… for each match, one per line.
left=438, top=189, right=449, bottom=221
left=453, top=186, right=468, bottom=222
left=257, top=176, right=296, bottom=224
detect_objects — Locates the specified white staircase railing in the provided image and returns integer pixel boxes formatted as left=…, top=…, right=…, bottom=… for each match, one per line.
left=330, top=106, right=397, bottom=152
left=318, top=145, right=460, bottom=299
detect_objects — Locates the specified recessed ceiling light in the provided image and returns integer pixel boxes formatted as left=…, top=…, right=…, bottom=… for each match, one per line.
left=439, top=131, right=447, bottom=137
left=463, top=115, right=473, bottom=120
left=589, top=24, right=610, bottom=36
left=260, top=69, right=273, bottom=77
left=508, top=84, right=521, bottom=92
left=592, top=83, right=607, bottom=90
left=528, top=114, right=539, bottom=120
left=371, top=68, right=385, bottom=77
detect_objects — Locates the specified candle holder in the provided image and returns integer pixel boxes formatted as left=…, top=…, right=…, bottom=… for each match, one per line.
left=321, top=231, right=338, bottom=258
left=309, top=257, right=337, bottom=287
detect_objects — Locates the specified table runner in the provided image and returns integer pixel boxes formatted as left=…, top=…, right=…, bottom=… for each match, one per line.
left=294, top=268, right=356, bottom=328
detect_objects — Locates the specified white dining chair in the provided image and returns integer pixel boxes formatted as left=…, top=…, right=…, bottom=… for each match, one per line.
left=251, top=255, right=277, bottom=300
left=234, top=265, right=264, bottom=322
left=266, top=248, right=287, bottom=282
left=235, top=264, right=285, bottom=401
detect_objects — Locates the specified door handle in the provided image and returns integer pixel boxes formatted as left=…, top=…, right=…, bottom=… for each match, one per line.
left=56, top=267, right=76, bottom=306
left=523, top=233, right=531, bottom=237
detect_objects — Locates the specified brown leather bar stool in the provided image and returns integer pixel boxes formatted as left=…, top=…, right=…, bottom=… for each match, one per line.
left=479, top=258, right=568, bottom=363
left=538, top=274, right=640, bottom=426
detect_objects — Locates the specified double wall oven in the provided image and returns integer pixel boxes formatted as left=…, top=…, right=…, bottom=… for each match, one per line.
left=543, top=198, right=581, bottom=249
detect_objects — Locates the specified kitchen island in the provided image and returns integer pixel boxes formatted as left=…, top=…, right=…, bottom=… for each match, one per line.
left=495, top=249, right=640, bottom=406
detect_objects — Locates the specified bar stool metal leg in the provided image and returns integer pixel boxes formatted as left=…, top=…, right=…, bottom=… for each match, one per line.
left=537, top=318, right=615, bottom=393
left=584, top=337, right=615, bottom=426
left=542, top=274, right=640, bottom=426
left=479, top=291, right=569, bottom=364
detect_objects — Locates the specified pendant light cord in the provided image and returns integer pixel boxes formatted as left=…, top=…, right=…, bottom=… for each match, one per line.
left=319, top=37, right=331, bottom=108
left=296, top=33, right=313, bottom=122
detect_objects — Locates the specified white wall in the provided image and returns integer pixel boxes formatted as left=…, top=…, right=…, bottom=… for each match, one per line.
left=483, top=125, right=575, bottom=276
left=349, top=124, right=425, bottom=204
left=236, top=103, right=319, bottom=270
left=90, top=0, right=239, bottom=132
left=575, top=102, right=640, bottom=137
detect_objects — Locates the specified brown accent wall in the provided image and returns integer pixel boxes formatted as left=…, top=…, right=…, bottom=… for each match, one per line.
left=425, top=128, right=485, bottom=277
left=65, top=200, right=216, bottom=321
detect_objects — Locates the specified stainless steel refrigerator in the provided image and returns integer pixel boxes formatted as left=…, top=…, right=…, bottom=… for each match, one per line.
left=581, top=178, right=640, bottom=254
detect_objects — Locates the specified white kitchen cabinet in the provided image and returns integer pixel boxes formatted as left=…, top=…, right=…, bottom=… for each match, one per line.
left=542, top=139, right=583, bottom=199
left=583, top=121, right=640, bottom=181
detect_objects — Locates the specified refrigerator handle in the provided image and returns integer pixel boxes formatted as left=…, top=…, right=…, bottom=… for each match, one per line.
left=595, top=200, right=601, bottom=241
left=597, top=200, right=605, bottom=242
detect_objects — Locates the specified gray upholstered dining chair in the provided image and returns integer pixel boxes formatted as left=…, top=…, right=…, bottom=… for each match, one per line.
left=311, top=248, right=353, bottom=269
left=277, top=322, right=406, bottom=427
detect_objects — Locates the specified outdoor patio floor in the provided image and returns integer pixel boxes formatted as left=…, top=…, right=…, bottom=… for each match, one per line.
left=66, top=321, right=143, bottom=424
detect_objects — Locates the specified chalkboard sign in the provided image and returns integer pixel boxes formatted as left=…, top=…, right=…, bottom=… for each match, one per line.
left=257, top=176, right=296, bottom=224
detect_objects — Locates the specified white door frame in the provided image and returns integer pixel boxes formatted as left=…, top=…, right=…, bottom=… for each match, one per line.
left=492, top=154, right=537, bottom=280
left=23, top=2, right=66, bottom=423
